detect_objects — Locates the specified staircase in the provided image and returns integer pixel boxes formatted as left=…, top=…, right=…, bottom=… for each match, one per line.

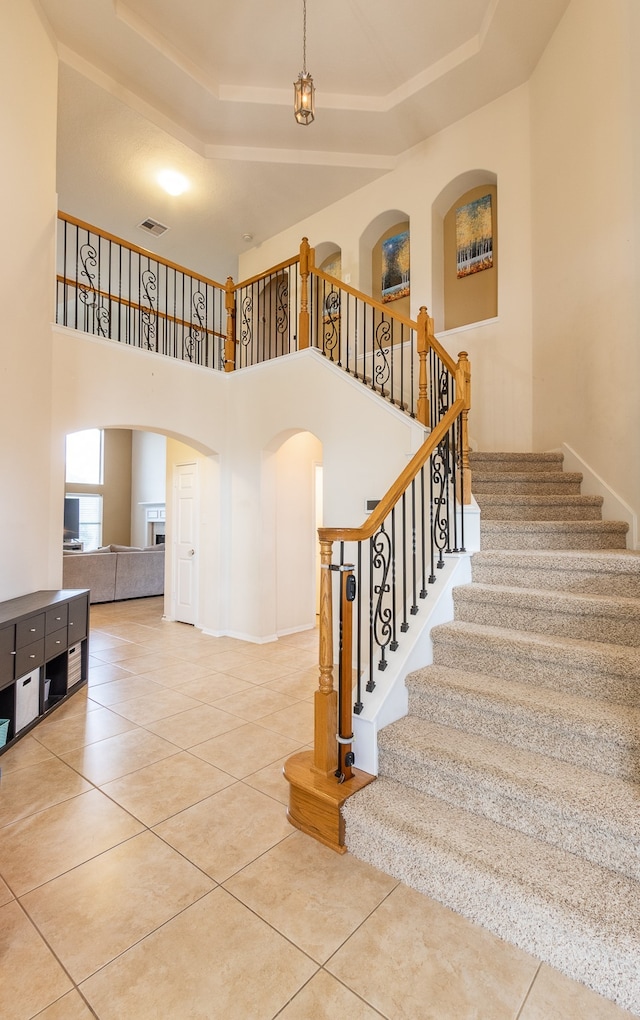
left=342, top=451, right=640, bottom=1015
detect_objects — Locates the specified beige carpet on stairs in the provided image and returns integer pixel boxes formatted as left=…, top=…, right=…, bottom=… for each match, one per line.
left=342, top=450, right=640, bottom=1015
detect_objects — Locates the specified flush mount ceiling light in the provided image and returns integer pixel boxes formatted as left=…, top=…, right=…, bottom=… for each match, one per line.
left=294, top=0, right=315, bottom=125
left=157, top=169, right=189, bottom=196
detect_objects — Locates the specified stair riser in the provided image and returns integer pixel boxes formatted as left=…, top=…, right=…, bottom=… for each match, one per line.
left=453, top=597, right=640, bottom=648
left=379, top=745, right=640, bottom=879
left=344, top=818, right=640, bottom=1015
left=431, top=632, right=640, bottom=706
left=470, top=563, right=640, bottom=598
left=476, top=503, right=603, bottom=521
left=480, top=530, right=627, bottom=551
left=474, top=480, right=582, bottom=495
left=405, top=689, right=640, bottom=783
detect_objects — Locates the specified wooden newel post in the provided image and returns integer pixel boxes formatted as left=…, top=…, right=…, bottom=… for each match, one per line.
left=314, top=538, right=338, bottom=776
left=417, top=306, right=431, bottom=427
left=455, top=350, right=472, bottom=504
left=298, top=237, right=312, bottom=350
left=337, top=565, right=355, bottom=783
left=224, top=276, right=236, bottom=372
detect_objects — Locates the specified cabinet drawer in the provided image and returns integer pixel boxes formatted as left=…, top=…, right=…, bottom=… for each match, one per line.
left=16, top=614, right=45, bottom=648
left=68, top=597, right=88, bottom=641
left=0, top=624, right=15, bottom=689
left=15, top=638, right=45, bottom=676
left=45, top=627, right=67, bottom=661
left=46, top=604, right=69, bottom=634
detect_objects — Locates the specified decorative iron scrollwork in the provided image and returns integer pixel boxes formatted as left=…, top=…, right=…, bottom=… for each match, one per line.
left=437, top=363, right=450, bottom=419
left=275, top=276, right=289, bottom=337
left=374, top=319, right=391, bottom=392
left=141, top=268, right=157, bottom=349
left=240, top=293, right=253, bottom=347
left=184, top=290, right=205, bottom=363
left=78, top=242, right=110, bottom=337
left=371, top=525, right=393, bottom=671
left=431, top=437, right=452, bottom=565
left=322, top=287, right=340, bottom=360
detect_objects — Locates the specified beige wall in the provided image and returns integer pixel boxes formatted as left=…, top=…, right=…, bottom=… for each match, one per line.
left=0, top=0, right=58, bottom=600
left=530, top=0, right=640, bottom=531
left=443, top=185, right=498, bottom=330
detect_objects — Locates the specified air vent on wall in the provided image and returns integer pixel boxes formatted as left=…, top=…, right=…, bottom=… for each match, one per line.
left=137, top=217, right=169, bottom=237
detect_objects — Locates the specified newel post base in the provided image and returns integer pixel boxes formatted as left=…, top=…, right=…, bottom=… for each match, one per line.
left=284, top=750, right=375, bottom=853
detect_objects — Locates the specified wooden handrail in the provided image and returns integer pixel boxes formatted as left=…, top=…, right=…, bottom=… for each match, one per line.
left=234, top=254, right=300, bottom=292
left=58, top=211, right=227, bottom=291
left=56, top=275, right=226, bottom=340
left=318, top=395, right=465, bottom=544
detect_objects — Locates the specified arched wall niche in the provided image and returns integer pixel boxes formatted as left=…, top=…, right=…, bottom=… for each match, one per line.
left=359, top=209, right=409, bottom=299
left=431, top=170, right=497, bottom=333
left=314, top=241, right=342, bottom=278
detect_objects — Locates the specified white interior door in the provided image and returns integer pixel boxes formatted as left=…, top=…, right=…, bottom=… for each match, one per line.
left=173, top=462, right=198, bottom=624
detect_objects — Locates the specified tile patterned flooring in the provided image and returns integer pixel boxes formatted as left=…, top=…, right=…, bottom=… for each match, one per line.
left=0, top=597, right=634, bottom=1019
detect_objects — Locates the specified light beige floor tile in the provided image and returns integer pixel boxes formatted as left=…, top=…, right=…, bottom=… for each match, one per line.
left=243, top=753, right=292, bottom=805
left=264, top=667, right=319, bottom=698
left=154, top=782, right=292, bottom=882
left=0, top=787, right=144, bottom=895
left=0, top=733, right=54, bottom=774
left=225, top=830, right=397, bottom=963
left=0, top=900, right=73, bottom=1020
left=87, top=674, right=163, bottom=706
left=88, top=633, right=132, bottom=652
left=189, top=721, right=302, bottom=778
left=108, top=652, right=186, bottom=675
left=35, top=990, right=97, bottom=1020
left=60, top=727, right=178, bottom=785
left=31, top=704, right=136, bottom=755
left=279, top=969, right=382, bottom=1019
left=0, top=873, right=13, bottom=906
left=145, top=703, right=244, bottom=747
left=135, top=660, right=214, bottom=687
left=213, top=686, right=298, bottom=721
left=101, top=749, right=235, bottom=825
left=79, top=887, right=317, bottom=1020
left=22, top=829, right=214, bottom=982
left=87, top=662, right=135, bottom=686
left=177, top=671, right=253, bottom=703
left=108, top=686, right=202, bottom=724
left=90, top=642, right=142, bottom=663
left=222, top=658, right=298, bottom=683
left=326, top=883, right=538, bottom=1020
left=0, top=757, right=91, bottom=829
left=191, top=648, right=261, bottom=671
left=520, top=963, right=636, bottom=1019
left=258, top=701, right=314, bottom=742
left=257, top=646, right=317, bottom=669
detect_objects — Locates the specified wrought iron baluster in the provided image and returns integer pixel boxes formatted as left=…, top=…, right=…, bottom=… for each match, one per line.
left=371, top=523, right=392, bottom=671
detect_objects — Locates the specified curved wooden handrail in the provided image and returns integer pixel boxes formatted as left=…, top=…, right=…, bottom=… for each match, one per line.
left=58, top=211, right=228, bottom=291
left=318, top=395, right=465, bottom=544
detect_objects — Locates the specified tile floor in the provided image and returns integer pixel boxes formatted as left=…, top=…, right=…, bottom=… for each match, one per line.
left=0, top=596, right=634, bottom=1020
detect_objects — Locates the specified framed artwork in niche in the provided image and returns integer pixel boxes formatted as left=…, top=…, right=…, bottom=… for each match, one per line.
left=456, top=195, right=493, bottom=278
left=381, top=230, right=410, bottom=303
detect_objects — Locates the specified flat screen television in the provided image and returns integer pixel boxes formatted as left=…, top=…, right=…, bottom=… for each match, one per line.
left=64, top=497, right=80, bottom=541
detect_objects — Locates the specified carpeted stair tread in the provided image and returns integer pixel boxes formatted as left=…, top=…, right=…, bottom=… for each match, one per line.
left=480, top=520, right=628, bottom=551
left=469, top=451, right=565, bottom=472
left=377, top=713, right=640, bottom=875
left=431, top=620, right=640, bottom=704
left=404, top=664, right=640, bottom=780
left=342, top=777, right=640, bottom=1013
left=474, top=493, right=603, bottom=520
left=472, top=471, right=583, bottom=495
left=471, top=548, right=640, bottom=597
left=453, top=582, right=640, bottom=646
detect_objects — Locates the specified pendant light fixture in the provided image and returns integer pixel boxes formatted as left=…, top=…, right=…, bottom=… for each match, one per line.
left=294, top=0, right=315, bottom=125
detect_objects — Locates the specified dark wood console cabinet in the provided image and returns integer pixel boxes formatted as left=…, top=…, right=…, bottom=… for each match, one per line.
left=0, top=589, right=89, bottom=753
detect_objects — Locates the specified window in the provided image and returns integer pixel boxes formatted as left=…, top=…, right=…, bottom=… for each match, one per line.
left=65, top=429, right=104, bottom=550
left=65, top=429, right=103, bottom=484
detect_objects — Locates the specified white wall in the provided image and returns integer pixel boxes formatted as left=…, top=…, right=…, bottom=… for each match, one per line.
left=530, top=0, right=640, bottom=531
left=51, top=330, right=424, bottom=639
left=131, top=431, right=167, bottom=547
left=238, top=86, right=534, bottom=454
left=0, top=0, right=58, bottom=600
